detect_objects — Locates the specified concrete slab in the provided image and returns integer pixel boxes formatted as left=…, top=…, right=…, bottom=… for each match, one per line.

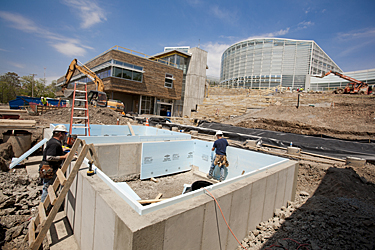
left=26, top=164, right=40, bottom=179
left=274, top=168, right=287, bottom=209
left=93, top=194, right=115, bottom=250
left=119, top=143, right=141, bottom=177
left=80, top=176, right=97, bottom=250
left=226, top=184, right=252, bottom=249
left=163, top=205, right=205, bottom=250
left=262, top=172, right=279, bottom=221
left=98, top=144, right=120, bottom=177
left=247, top=177, right=267, bottom=230
left=25, top=155, right=43, bottom=165
left=201, top=192, right=232, bottom=250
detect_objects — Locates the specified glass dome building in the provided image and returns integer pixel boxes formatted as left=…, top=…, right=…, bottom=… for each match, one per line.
left=220, top=38, right=342, bottom=89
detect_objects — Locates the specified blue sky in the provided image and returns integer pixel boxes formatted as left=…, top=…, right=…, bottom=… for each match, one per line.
left=0, top=0, right=374, bottom=84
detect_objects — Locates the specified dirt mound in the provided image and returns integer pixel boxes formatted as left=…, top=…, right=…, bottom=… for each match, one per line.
left=233, top=99, right=375, bottom=140
left=314, top=167, right=375, bottom=201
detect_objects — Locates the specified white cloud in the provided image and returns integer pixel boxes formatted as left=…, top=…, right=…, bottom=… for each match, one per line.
left=336, top=28, right=375, bottom=57
left=338, top=28, right=375, bottom=40
left=0, top=11, right=40, bottom=33
left=201, top=42, right=231, bottom=77
left=62, top=0, right=107, bottom=29
left=0, top=11, right=92, bottom=57
left=245, top=28, right=290, bottom=40
left=0, top=48, right=10, bottom=52
left=210, top=5, right=238, bottom=24
left=262, top=28, right=290, bottom=37
left=50, top=42, right=87, bottom=57
left=297, top=21, right=314, bottom=30
left=8, top=62, right=25, bottom=69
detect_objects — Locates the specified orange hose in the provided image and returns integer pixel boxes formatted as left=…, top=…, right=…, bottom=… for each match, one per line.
left=204, top=188, right=248, bottom=250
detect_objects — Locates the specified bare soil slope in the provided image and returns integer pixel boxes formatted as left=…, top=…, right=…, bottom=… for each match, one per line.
left=232, top=96, right=375, bottom=140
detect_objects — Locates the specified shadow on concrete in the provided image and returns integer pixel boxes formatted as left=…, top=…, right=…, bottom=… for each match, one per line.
left=255, top=167, right=375, bottom=250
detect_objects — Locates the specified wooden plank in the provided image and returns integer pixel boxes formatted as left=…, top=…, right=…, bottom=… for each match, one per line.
left=0, top=119, right=36, bottom=127
left=150, top=177, right=158, bottom=183
left=138, top=198, right=168, bottom=205
left=38, top=202, right=47, bottom=225
left=0, top=109, right=27, bottom=114
left=127, top=122, right=135, bottom=136
left=29, top=145, right=89, bottom=250
left=154, top=193, right=163, bottom=200
left=56, top=169, right=67, bottom=185
left=193, top=170, right=219, bottom=183
left=25, top=139, right=83, bottom=243
left=48, top=185, right=57, bottom=206
left=28, top=218, right=35, bottom=247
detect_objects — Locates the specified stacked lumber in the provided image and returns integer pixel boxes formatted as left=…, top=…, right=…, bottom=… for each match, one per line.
left=0, top=119, right=36, bottom=129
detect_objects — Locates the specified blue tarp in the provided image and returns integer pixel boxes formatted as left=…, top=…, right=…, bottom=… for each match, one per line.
left=9, top=96, right=66, bottom=109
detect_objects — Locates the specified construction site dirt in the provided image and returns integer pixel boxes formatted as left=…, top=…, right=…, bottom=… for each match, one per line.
left=0, top=88, right=375, bottom=249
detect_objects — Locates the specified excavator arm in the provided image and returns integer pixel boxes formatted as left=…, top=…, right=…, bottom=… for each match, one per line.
left=318, top=70, right=369, bottom=94
left=62, top=59, right=104, bottom=92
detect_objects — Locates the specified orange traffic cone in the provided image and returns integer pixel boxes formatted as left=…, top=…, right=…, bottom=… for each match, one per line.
left=145, top=118, right=149, bottom=126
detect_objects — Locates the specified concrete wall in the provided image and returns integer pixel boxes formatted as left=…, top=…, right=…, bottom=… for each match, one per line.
left=66, top=160, right=298, bottom=250
left=94, top=142, right=142, bottom=178
left=184, top=47, right=208, bottom=117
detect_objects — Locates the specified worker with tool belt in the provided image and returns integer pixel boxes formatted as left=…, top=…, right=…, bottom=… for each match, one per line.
left=39, top=125, right=70, bottom=202
left=207, top=130, right=229, bottom=182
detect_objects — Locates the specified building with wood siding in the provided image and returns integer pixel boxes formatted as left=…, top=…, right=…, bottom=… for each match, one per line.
left=57, top=46, right=207, bottom=117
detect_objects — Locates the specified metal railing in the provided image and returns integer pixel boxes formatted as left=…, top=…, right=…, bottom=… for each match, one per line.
left=86, top=45, right=179, bottom=69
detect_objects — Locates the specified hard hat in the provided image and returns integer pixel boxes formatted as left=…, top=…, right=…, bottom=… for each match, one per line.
left=53, top=124, right=68, bottom=133
left=215, top=130, right=223, bottom=136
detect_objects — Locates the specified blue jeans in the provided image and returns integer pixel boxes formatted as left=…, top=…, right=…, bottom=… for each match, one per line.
left=41, top=177, right=55, bottom=202
left=208, top=155, right=225, bottom=181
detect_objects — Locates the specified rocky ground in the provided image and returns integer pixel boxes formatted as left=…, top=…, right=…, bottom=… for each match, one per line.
left=234, top=162, right=375, bottom=250
left=1, top=89, right=375, bottom=249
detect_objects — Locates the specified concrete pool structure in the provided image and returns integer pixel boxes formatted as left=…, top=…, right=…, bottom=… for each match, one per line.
left=46, top=124, right=298, bottom=250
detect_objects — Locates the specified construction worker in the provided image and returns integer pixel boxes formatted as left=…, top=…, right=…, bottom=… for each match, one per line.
left=207, top=130, right=229, bottom=182
left=39, top=125, right=70, bottom=202
left=41, top=96, right=48, bottom=106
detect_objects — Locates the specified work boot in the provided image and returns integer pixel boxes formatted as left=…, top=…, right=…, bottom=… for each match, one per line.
left=207, top=174, right=213, bottom=179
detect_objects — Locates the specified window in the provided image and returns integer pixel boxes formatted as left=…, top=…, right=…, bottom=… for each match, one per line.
left=141, top=96, right=155, bottom=115
left=111, top=60, right=143, bottom=83
left=165, top=73, right=174, bottom=88
left=112, top=67, right=142, bottom=82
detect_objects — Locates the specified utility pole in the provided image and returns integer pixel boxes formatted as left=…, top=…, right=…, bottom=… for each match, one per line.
left=30, top=74, right=37, bottom=97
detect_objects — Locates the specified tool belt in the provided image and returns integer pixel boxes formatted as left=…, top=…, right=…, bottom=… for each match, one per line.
left=39, top=162, right=55, bottom=179
left=214, top=155, right=229, bottom=168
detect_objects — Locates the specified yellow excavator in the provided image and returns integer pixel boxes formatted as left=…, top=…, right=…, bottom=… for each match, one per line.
left=62, top=59, right=108, bottom=107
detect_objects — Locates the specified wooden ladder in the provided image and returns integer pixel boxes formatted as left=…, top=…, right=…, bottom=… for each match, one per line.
left=25, top=138, right=100, bottom=250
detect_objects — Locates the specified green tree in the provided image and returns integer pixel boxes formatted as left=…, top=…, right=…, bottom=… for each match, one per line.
left=0, top=72, right=21, bottom=103
left=20, top=75, right=57, bottom=98
left=44, top=80, right=58, bottom=98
